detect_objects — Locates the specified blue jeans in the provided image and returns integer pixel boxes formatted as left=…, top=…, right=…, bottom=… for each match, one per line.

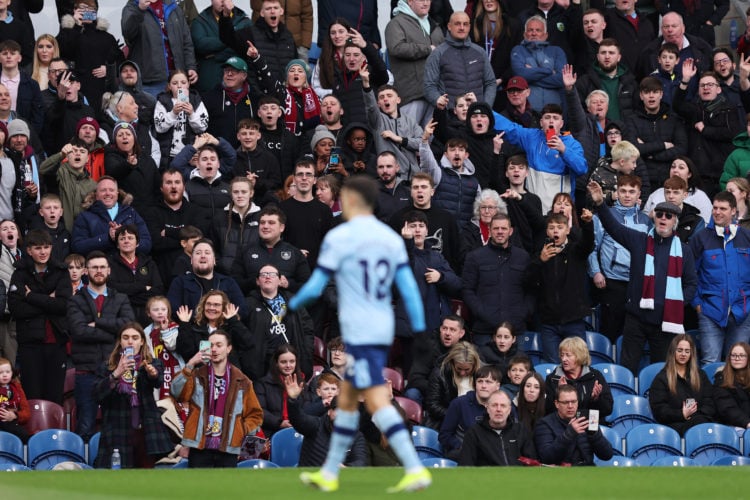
left=698, top=312, right=750, bottom=364
left=140, top=81, right=168, bottom=99
left=539, top=320, right=587, bottom=363
left=403, top=387, right=423, bottom=404
left=74, top=372, right=98, bottom=441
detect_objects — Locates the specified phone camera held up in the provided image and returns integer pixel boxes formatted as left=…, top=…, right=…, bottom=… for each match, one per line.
left=325, top=146, right=342, bottom=175
left=82, top=10, right=97, bottom=22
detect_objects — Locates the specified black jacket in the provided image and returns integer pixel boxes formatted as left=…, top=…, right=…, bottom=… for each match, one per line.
left=107, top=253, right=164, bottom=325
left=68, top=288, right=135, bottom=371
left=185, top=175, right=231, bottom=222
left=534, top=411, right=613, bottom=465
left=478, top=342, right=524, bottom=385
left=7, top=258, right=70, bottom=345
left=104, top=146, right=161, bottom=213
left=406, top=331, right=451, bottom=396
left=211, top=206, right=261, bottom=279
left=174, top=317, right=253, bottom=377
left=544, top=365, right=614, bottom=419
left=649, top=367, right=715, bottom=435
left=244, top=290, right=315, bottom=382
left=26, top=216, right=71, bottom=264
left=713, top=370, right=750, bottom=428
left=603, top=9, right=656, bottom=80
left=241, top=240, right=310, bottom=294
left=459, top=415, right=537, bottom=466
left=424, top=363, right=459, bottom=430
left=288, top=395, right=369, bottom=467
left=233, top=147, right=283, bottom=203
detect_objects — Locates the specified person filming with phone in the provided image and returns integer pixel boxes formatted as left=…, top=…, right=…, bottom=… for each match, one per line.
left=534, top=384, right=613, bottom=466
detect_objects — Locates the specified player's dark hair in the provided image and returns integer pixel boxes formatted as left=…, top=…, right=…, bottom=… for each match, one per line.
left=342, top=176, right=379, bottom=209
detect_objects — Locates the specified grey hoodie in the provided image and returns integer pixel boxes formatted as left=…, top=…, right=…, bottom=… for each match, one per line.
left=117, top=60, right=156, bottom=126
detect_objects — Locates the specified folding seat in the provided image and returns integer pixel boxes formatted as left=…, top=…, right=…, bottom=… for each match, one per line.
left=684, top=423, right=741, bottom=465
left=608, top=395, right=656, bottom=436
left=270, top=427, right=304, bottom=467
left=701, top=362, right=724, bottom=384
left=421, top=457, right=457, bottom=468
left=394, top=396, right=422, bottom=425
left=637, top=362, right=665, bottom=398
left=24, top=399, right=66, bottom=435
left=594, top=456, right=638, bottom=466
left=651, top=456, right=697, bottom=466
left=533, top=363, right=557, bottom=378
left=586, top=331, right=614, bottom=363
left=313, top=337, right=327, bottom=365
left=599, top=425, right=624, bottom=456
left=383, top=367, right=404, bottom=395
left=0, top=431, right=25, bottom=465
left=411, top=425, right=442, bottom=459
left=625, top=424, right=682, bottom=465
left=87, top=431, right=100, bottom=466
left=519, top=332, right=543, bottom=365
left=27, top=429, right=85, bottom=470
left=593, top=363, right=636, bottom=397
left=237, top=459, right=280, bottom=468
left=711, top=455, right=750, bottom=466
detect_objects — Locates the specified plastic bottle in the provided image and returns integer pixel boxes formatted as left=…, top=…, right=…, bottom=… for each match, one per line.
left=731, top=19, right=738, bottom=49
left=111, top=448, right=121, bottom=470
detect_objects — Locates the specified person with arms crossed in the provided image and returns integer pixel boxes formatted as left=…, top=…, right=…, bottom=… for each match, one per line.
left=289, top=176, right=431, bottom=492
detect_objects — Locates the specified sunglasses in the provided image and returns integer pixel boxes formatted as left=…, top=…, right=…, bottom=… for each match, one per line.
left=654, top=211, right=674, bottom=220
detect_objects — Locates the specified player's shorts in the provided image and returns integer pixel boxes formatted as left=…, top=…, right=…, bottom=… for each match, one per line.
left=342, top=344, right=388, bottom=390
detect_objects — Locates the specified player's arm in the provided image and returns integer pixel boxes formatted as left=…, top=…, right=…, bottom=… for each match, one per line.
left=394, top=264, right=426, bottom=332
left=288, top=268, right=333, bottom=311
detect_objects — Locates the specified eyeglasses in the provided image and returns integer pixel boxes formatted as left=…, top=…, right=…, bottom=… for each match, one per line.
left=731, top=353, right=748, bottom=359
left=479, top=205, right=498, bottom=211
left=606, top=130, right=621, bottom=137
left=557, top=400, right=578, bottom=406
left=698, top=82, right=718, bottom=89
left=714, top=57, right=732, bottom=65
left=330, top=348, right=345, bottom=354
left=295, top=172, right=314, bottom=178
left=654, top=211, right=674, bottom=220
left=258, top=272, right=279, bottom=278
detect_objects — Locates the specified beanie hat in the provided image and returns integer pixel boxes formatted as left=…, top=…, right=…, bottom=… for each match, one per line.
left=76, top=116, right=100, bottom=137
left=286, top=59, right=311, bottom=82
left=467, top=102, right=493, bottom=118
left=113, top=121, right=137, bottom=138
left=7, top=119, right=30, bottom=138
left=310, top=125, right=336, bottom=150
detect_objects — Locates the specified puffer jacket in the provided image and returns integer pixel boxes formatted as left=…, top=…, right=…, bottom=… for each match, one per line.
left=185, top=171, right=231, bottom=221
left=251, top=0, right=313, bottom=49
left=713, top=370, right=750, bottom=428
left=720, top=131, right=750, bottom=189
left=71, top=197, right=152, bottom=256
left=211, top=204, right=261, bottom=278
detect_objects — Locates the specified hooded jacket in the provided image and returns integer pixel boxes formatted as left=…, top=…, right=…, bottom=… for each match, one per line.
left=122, top=0, right=197, bottom=84
left=720, top=131, right=750, bottom=188
left=510, top=40, right=566, bottom=111
left=118, top=60, right=157, bottom=126
left=340, top=121, right=377, bottom=178
left=424, top=33, right=497, bottom=109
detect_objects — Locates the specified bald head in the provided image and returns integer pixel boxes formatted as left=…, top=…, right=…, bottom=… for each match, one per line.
left=447, top=12, right=471, bottom=41
left=661, top=12, right=685, bottom=45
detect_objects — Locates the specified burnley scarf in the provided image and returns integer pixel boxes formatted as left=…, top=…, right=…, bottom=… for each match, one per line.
left=284, top=85, right=320, bottom=135
left=640, top=229, right=684, bottom=333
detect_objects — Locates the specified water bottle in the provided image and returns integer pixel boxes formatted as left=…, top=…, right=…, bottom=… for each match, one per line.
left=730, top=19, right=739, bottom=49
left=111, top=448, right=121, bottom=470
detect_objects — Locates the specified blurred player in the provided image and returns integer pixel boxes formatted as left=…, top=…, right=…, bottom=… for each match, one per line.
left=289, top=176, right=430, bottom=492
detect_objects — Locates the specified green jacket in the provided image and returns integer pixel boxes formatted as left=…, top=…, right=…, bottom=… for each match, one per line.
left=720, top=131, right=750, bottom=189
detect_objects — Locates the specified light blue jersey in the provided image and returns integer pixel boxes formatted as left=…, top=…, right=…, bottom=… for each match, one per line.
left=317, top=215, right=413, bottom=346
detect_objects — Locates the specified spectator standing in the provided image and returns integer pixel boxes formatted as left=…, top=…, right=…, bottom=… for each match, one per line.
left=316, top=0, right=381, bottom=48
left=0, top=40, right=43, bottom=133
left=250, top=0, right=313, bottom=62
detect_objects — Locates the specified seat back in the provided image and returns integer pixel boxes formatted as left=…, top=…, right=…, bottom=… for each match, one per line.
left=411, top=425, right=442, bottom=459
left=609, top=395, right=655, bottom=435
left=520, top=332, right=543, bottom=365
left=421, top=457, right=457, bottom=468
left=394, top=396, right=422, bottom=425
left=593, top=363, right=636, bottom=397
left=27, top=429, right=85, bottom=469
left=0, top=431, right=25, bottom=465
left=701, top=362, right=724, bottom=384
left=599, top=426, right=624, bottom=456
left=533, top=363, right=557, bottom=378
left=625, top=424, right=682, bottom=464
left=0, top=463, right=31, bottom=471
left=684, top=423, right=741, bottom=465
left=651, top=455, right=697, bottom=466
left=382, top=367, right=404, bottom=394
left=711, top=455, right=750, bottom=466
left=586, top=331, right=614, bottom=363
left=24, top=399, right=66, bottom=435
left=313, top=337, right=327, bottom=365
left=87, top=432, right=101, bottom=466
left=269, top=428, right=303, bottom=467
left=594, top=456, right=638, bottom=466
left=237, top=459, right=280, bottom=468
left=637, top=362, right=665, bottom=397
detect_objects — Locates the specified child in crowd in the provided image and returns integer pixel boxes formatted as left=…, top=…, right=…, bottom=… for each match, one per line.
left=28, top=194, right=71, bottom=263
left=143, top=297, right=184, bottom=415
left=65, top=253, right=86, bottom=294
left=233, top=118, right=282, bottom=206
left=479, top=322, right=524, bottom=384
left=154, top=70, right=209, bottom=170
left=650, top=43, right=683, bottom=107
left=303, top=372, right=342, bottom=417
left=503, top=355, right=532, bottom=399
left=171, top=225, right=203, bottom=282
left=0, top=357, right=30, bottom=442
left=663, top=175, right=705, bottom=243
left=589, top=140, right=640, bottom=204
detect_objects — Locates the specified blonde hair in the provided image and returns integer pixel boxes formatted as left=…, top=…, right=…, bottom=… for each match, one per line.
left=31, top=34, right=59, bottom=85
left=441, top=341, right=482, bottom=388
left=558, top=337, right=591, bottom=367
left=146, top=296, right=172, bottom=318
left=611, top=140, right=640, bottom=162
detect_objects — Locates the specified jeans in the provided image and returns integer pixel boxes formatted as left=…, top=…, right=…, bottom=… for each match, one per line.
left=538, top=320, right=587, bottom=363
left=698, top=312, right=750, bottom=364
left=403, top=387, right=423, bottom=405
left=74, top=372, right=98, bottom=441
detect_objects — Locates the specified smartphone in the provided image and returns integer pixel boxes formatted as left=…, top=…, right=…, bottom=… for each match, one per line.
left=82, top=10, right=97, bottom=22
left=199, top=340, right=211, bottom=353
left=545, top=126, right=555, bottom=142
left=588, top=409, right=600, bottom=432
left=685, top=398, right=696, bottom=407
left=177, top=88, right=188, bottom=103
left=544, top=237, right=554, bottom=247
left=327, top=146, right=342, bottom=173
left=123, top=346, right=134, bottom=361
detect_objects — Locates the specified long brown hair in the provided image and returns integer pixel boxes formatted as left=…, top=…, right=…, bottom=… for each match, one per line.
left=318, top=17, right=352, bottom=90
left=194, top=290, right=229, bottom=327
left=664, top=334, right=701, bottom=395
left=517, top=371, right=546, bottom=432
left=107, top=322, right=153, bottom=370
left=472, top=0, right=504, bottom=43
left=720, top=342, right=750, bottom=389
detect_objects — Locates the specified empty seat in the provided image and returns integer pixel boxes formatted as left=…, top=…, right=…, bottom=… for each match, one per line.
left=593, top=363, right=636, bottom=397
left=87, top=432, right=100, bottom=466
left=637, top=362, right=665, bottom=398
left=534, top=363, right=557, bottom=378
left=270, top=427, right=303, bottom=467
left=395, top=396, right=422, bottom=425
left=27, top=429, right=85, bottom=470
left=411, top=425, right=442, bottom=459
left=599, top=425, right=624, bottom=456
left=701, top=362, right=724, bottom=384
left=383, top=367, right=404, bottom=394
left=651, top=455, right=697, bottom=467
left=421, top=457, right=457, bottom=468
left=625, top=424, right=682, bottom=465
left=520, top=332, right=543, bottom=365
left=594, top=456, right=638, bottom=466
left=24, top=399, right=66, bottom=436
left=684, top=423, right=741, bottom=465
left=586, top=331, right=614, bottom=363
left=0, top=431, right=25, bottom=465
left=711, top=455, right=750, bottom=466
left=313, top=337, right=327, bottom=365
left=608, top=395, right=656, bottom=436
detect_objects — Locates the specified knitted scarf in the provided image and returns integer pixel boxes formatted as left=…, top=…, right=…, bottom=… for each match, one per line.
left=284, top=85, right=320, bottom=135
left=117, top=354, right=142, bottom=429
left=206, top=364, right=230, bottom=449
left=640, top=229, right=684, bottom=333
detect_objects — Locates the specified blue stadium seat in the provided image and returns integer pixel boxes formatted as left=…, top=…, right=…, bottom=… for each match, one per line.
left=637, top=362, right=665, bottom=397
left=711, top=455, right=750, bottom=466
left=625, top=424, right=682, bottom=465
left=237, top=459, right=280, bottom=468
left=27, top=429, right=85, bottom=470
left=411, top=425, right=442, bottom=459
left=172, top=459, right=189, bottom=468
left=594, top=456, right=638, bottom=466
left=586, top=331, right=614, bottom=363
left=743, top=429, right=750, bottom=456
left=421, top=457, right=457, bottom=468
left=0, top=431, right=25, bottom=465
left=87, top=432, right=100, bottom=466
left=520, top=332, right=543, bottom=365
left=599, top=426, right=624, bottom=456
left=608, top=395, right=656, bottom=436
left=685, top=423, right=741, bottom=465
left=0, top=463, right=32, bottom=471
left=701, top=362, right=724, bottom=384
left=592, top=363, right=636, bottom=397
left=534, top=363, right=557, bottom=378
left=651, top=455, right=697, bottom=466
left=270, top=427, right=304, bottom=467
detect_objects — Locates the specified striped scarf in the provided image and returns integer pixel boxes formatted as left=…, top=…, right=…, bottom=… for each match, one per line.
left=640, top=229, right=684, bottom=334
